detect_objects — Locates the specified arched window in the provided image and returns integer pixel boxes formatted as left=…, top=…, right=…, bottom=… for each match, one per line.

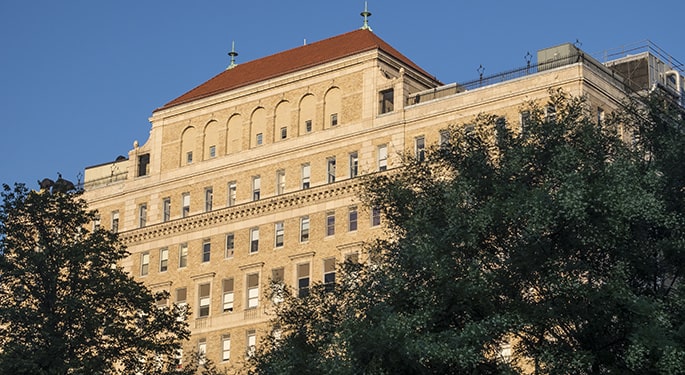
left=226, top=114, right=243, bottom=154
left=324, top=87, right=341, bottom=129
left=250, top=107, right=267, bottom=148
left=180, top=126, right=197, bottom=166
left=274, top=100, right=291, bottom=142
left=299, top=94, right=316, bottom=135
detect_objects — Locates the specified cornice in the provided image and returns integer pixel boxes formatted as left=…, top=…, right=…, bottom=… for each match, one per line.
left=118, top=178, right=363, bottom=245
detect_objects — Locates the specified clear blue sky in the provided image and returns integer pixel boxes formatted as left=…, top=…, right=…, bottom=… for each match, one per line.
left=1, top=1, right=683, bottom=188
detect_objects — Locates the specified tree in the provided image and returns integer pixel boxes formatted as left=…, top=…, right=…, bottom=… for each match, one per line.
left=251, top=90, right=685, bottom=374
left=0, top=183, right=190, bottom=375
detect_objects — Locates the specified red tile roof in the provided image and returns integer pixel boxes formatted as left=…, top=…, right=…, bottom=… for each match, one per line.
left=157, top=29, right=437, bottom=112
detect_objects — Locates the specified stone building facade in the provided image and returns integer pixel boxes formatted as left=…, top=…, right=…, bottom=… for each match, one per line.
left=82, top=27, right=683, bottom=371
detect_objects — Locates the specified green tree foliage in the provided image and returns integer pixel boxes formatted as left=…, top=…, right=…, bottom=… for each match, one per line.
left=250, top=90, right=685, bottom=374
left=0, top=184, right=190, bottom=375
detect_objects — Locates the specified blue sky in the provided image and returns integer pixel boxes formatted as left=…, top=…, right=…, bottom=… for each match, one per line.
left=1, top=1, right=683, bottom=188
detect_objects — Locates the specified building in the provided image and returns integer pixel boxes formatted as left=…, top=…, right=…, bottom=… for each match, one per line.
left=82, top=14, right=684, bottom=372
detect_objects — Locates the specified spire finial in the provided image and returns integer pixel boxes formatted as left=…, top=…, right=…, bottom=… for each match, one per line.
left=360, top=2, right=372, bottom=31
left=227, top=40, right=238, bottom=70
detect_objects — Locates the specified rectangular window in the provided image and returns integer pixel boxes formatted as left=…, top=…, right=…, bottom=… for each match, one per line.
left=179, top=243, right=188, bottom=268
left=297, top=263, right=310, bottom=298
left=280, top=127, right=287, bottom=139
left=371, top=207, right=381, bottom=227
left=305, top=120, right=312, bottom=133
left=138, top=203, right=147, bottom=228
left=545, top=105, right=556, bottom=122
left=247, top=273, right=259, bottom=308
left=156, top=291, right=169, bottom=308
left=222, top=278, right=234, bottom=313
left=198, top=339, right=206, bottom=365
left=349, top=152, right=358, bottom=178
left=176, top=288, right=188, bottom=322
left=225, top=233, right=235, bottom=258
left=205, top=188, right=213, bottom=212
left=301, top=163, right=310, bottom=189
left=256, top=133, right=263, bottom=145
left=137, top=153, right=150, bottom=177
left=415, top=136, right=425, bottom=162
left=227, top=182, right=236, bottom=207
left=378, top=145, right=388, bottom=171
left=222, top=335, right=231, bottom=362
left=345, top=252, right=359, bottom=264
left=182, top=193, right=190, bottom=218
left=160, top=248, right=169, bottom=272
left=271, top=267, right=285, bottom=304
left=597, top=107, right=605, bottom=124
left=323, top=258, right=336, bottom=291
left=186, top=151, right=193, bottom=165
left=495, top=117, right=506, bottom=137
left=209, top=145, right=216, bottom=158
left=163, top=198, right=171, bottom=222
left=252, top=176, right=261, bottom=201
left=439, top=130, right=450, bottom=147
left=520, top=110, right=531, bottom=129
left=330, top=113, right=338, bottom=126
left=327, top=157, right=336, bottom=183
left=274, top=222, right=284, bottom=247
left=141, top=252, right=149, bottom=276
left=198, top=283, right=210, bottom=318
left=326, top=212, right=335, bottom=236
left=111, top=210, right=119, bottom=233
left=379, top=88, right=394, bottom=114
left=246, top=330, right=256, bottom=358
left=276, top=170, right=286, bottom=195
left=93, top=215, right=100, bottom=231
left=300, top=216, right=309, bottom=242
left=202, top=239, right=211, bottom=263
left=348, top=207, right=358, bottom=231
left=250, top=228, right=259, bottom=254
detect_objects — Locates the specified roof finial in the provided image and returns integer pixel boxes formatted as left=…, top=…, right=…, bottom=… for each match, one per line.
left=360, top=1, right=372, bottom=31
left=227, top=40, right=238, bottom=70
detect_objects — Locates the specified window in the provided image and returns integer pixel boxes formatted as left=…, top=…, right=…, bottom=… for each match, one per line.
left=198, top=283, right=210, bottom=318
left=305, top=120, right=312, bottom=133
left=155, top=291, right=169, bottom=308
left=520, top=110, right=531, bottom=133
left=176, top=287, right=187, bottom=307
left=378, top=145, right=388, bottom=171
left=141, top=252, right=150, bottom=276
left=225, top=233, right=235, bottom=258
left=256, top=133, right=263, bottom=145
left=246, top=330, right=256, bottom=358
left=274, top=222, right=284, bottom=247
left=202, top=239, right=211, bottom=263
left=222, top=335, right=231, bottom=362
left=345, top=252, right=359, bottom=264
left=138, top=203, right=147, bottom=228
left=93, top=215, right=100, bottom=231
left=330, top=113, right=338, bottom=126
left=186, top=151, right=193, bottom=164
left=280, top=127, right=287, bottom=139
left=250, top=228, right=259, bottom=254
left=209, top=145, right=216, bottom=158
left=326, top=212, right=335, bottom=236
left=349, top=152, right=358, bottom=178
left=182, top=193, right=190, bottom=218
left=297, top=263, right=310, bottom=297
left=276, top=170, right=286, bottom=195
left=111, top=210, right=119, bottom=233
left=326, top=157, right=336, bottom=183
left=324, top=258, right=336, bottom=291
left=301, top=163, right=310, bottom=189
left=348, top=207, right=358, bottom=231
left=222, top=278, right=234, bottom=313
left=597, top=107, right=605, bottom=124
left=204, top=188, right=213, bottom=212
left=545, top=105, right=556, bottom=122
left=198, top=339, right=207, bottom=365
left=379, top=88, right=394, bottom=114
left=439, top=130, right=450, bottom=147
left=495, top=117, right=506, bottom=137
left=300, top=216, right=309, bottom=242
left=163, top=198, right=171, bottom=222
left=160, top=248, right=169, bottom=272
left=227, top=182, right=236, bottom=206
left=415, top=136, right=425, bottom=161
left=271, top=267, right=285, bottom=304
left=137, top=153, right=150, bottom=177
left=246, top=273, right=259, bottom=308
left=179, top=243, right=188, bottom=268
left=252, top=176, right=261, bottom=201
left=371, top=206, right=381, bottom=227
